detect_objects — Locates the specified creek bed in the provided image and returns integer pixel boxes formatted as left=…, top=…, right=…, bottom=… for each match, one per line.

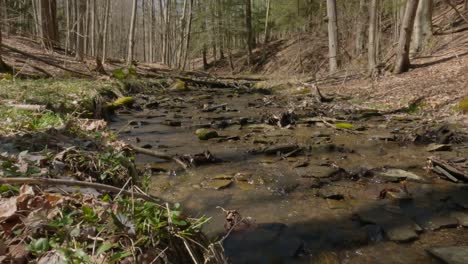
left=110, top=87, right=468, bottom=264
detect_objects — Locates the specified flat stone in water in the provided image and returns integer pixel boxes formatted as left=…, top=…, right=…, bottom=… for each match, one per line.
left=212, top=174, right=233, bottom=180
left=370, top=133, right=395, bottom=141
left=357, top=208, right=420, bottom=242
left=428, top=246, right=468, bottom=264
left=450, top=211, right=468, bottom=227
left=416, top=214, right=458, bottom=231
left=205, top=179, right=232, bottom=190
left=426, top=143, right=452, bottom=152
left=375, top=169, right=425, bottom=182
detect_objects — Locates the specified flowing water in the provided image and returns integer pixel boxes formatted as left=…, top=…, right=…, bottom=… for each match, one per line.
left=110, top=87, right=468, bottom=264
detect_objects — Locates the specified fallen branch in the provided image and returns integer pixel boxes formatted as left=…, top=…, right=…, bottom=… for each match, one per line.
left=443, top=0, right=468, bottom=24
left=129, top=144, right=188, bottom=170
left=202, top=103, right=228, bottom=112
left=1, top=43, right=92, bottom=77
left=0, top=177, right=161, bottom=203
left=2, top=102, right=47, bottom=112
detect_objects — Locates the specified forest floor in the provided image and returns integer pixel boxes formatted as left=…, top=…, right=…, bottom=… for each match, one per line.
left=1, top=4, right=468, bottom=263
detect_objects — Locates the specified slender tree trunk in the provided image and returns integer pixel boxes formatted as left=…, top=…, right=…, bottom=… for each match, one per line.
left=65, top=0, right=70, bottom=54
left=411, top=0, right=433, bottom=53
left=264, top=0, right=271, bottom=44
left=101, top=0, right=110, bottom=64
left=355, top=0, right=368, bottom=56
left=75, top=0, right=85, bottom=61
left=177, top=0, right=188, bottom=68
left=149, top=0, right=154, bottom=62
left=394, top=0, right=420, bottom=74
left=127, top=0, right=138, bottom=65
left=368, top=0, right=379, bottom=72
left=90, top=0, right=96, bottom=56
left=182, top=0, right=194, bottom=70
left=326, top=0, right=339, bottom=73
left=0, top=9, right=10, bottom=72
left=245, top=0, right=253, bottom=65
left=40, top=0, right=59, bottom=49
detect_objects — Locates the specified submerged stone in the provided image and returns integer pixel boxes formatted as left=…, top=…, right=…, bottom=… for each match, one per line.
left=428, top=246, right=468, bottom=264
left=205, top=179, right=232, bottom=190
left=195, top=128, right=219, bottom=140
left=375, top=169, right=424, bottom=182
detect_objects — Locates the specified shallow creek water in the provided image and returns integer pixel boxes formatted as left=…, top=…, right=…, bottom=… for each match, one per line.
left=110, top=88, right=468, bottom=264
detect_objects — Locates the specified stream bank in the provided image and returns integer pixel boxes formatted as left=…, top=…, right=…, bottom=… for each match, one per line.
left=110, top=80, right=468, bottom=264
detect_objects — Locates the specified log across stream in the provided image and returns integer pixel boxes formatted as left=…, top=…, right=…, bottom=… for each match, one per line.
left=110, top=86, right=468, bottom=264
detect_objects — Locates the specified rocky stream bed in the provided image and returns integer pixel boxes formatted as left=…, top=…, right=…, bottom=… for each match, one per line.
left=110, top=85, right=468, bottom=264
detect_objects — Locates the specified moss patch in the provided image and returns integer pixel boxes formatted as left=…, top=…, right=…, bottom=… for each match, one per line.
left=458, top=98, right=468, bottom=114
left=335, top=122, right=354, bottom=129
left=170, top=79, right=189, bottom=91
left=106, top=97, right=135, bottom=109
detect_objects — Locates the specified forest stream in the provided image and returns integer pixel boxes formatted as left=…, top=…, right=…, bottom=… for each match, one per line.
left=110, top=86, right=468, bottom=264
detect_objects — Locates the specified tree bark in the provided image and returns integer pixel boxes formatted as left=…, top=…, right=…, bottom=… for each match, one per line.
left=394, top=0, right=420, bottom=74
left=0, top=8, right=11, bottom=73
left=368, top=0, right=379, bottom=72
left=127, top=0, right=138, bottom=65
left=75, top=0, right=86, bottom=61
left=264, top=0, right=271, bottom=44
left=40, top=0, right=59, bottom=49
left=326, top=0, right=339, bottom=73
left=245, top=0, right=253, bottom=65
left=355, top=0, right=368, bottom=56
left=182, top=0, right=194, bottom=70
left=101, top=0, right=110, bottom=64
left=411, top=0, right=433, bottom=53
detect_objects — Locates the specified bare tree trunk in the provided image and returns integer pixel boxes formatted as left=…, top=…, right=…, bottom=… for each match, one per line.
left=326, top=0, right=339, bottom=73
left=245, top=0, right=253, bottom=65
left=264, top=0, right=271, bottom=44
left=368, top=0, right=379, bottom=72
left=127, top=0, right=138, bottom=65
left=101, top=0, right=110, bottom=64
left=182, top=0, right=194, bottom=70
left=149, top=0, right=154, bottom=62
left=0, top=8, right=10, bottom=72
left=355, top=0, right=368, bottom=56
left=394, top=0, right=420, bottom=74
left=177, top=0, right=188, bottom=68
left=65, top=0, right=70, bottom=54
left=75, top=0, right=85, bottom=61
left=90, top=0, right=96, bottom=56
left=411, top=0, right=433, bottom=53
left=40, top=0, right=59, bottom=49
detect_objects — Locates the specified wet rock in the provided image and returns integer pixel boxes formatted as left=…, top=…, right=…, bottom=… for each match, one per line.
left=144, top=101, right=159, bottom=109
left=375, top=169, right=425, bottom=182
left=450, top=211, right=468, bottom=227
left=413, top=123, right=464, bottom=144
left=204, top=179, right=232, bottom=190
left=129, top=120, right=150, bottom=126
left=195, top=128, right=219, bottom=140
left=427, top=246, right=468, bottom=264
left=141, top=144, right=152, bottom=149
left=162, top=120, right=182, bottom=127
left=362, top=224, right=384, bottom=242
left=318, top=189, right=344, bottom=200
left=370, top=133, right=395, bottom=141
left=213, top=174, right=234, bottom=180
left=234, top=172, right=252, bottom=182
left=357, top=208, right=420, bottom=242
left=415, top=214, right=458, bottom=231
left=426, top=143, right=452, bottom=152
left=263, top=144, right=299, bottom=156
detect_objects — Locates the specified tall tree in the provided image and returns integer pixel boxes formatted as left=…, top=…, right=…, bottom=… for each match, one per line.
left=326, top=0, right=338, bottom=73
left=411, top=0, right=433, bottom=53
left=101, top=0, right=110, bottom=64
left=127, top=0, right=138, bottom=65
left=245, top=0, right=253, bottom=65
left=75, top=0, right=86, bottom=61
left=264, top=0, right=271, bottom=44
left=355, top=0, right=368, bottom=56
left=0, top=6, right=10, bottom=73
left=368, top=0, right=379, bottom=72
left=394, top=0, right=420, bottom=74
left=39, top=0, right=59, bottom=49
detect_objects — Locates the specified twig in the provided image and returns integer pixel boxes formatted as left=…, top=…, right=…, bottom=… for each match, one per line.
left=0, top=177, right=162, bottom=204
left=129, top=144, right=188, bottom=170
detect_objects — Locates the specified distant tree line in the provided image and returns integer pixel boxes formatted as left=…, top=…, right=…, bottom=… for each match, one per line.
left=0, top=0, right=467, bottom=74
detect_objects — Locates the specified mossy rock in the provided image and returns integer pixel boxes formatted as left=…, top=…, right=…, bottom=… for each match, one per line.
left=170, top=80, right=189, bottom=91
left=195, top=128, right=219, bottom=140
left=335, top=123, right=354, bottom=129
left=112, top=67, right=138, bottom=80
left=458, top=98, right=468, bottom=114
left=106, top=97, right=135, bottom=109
